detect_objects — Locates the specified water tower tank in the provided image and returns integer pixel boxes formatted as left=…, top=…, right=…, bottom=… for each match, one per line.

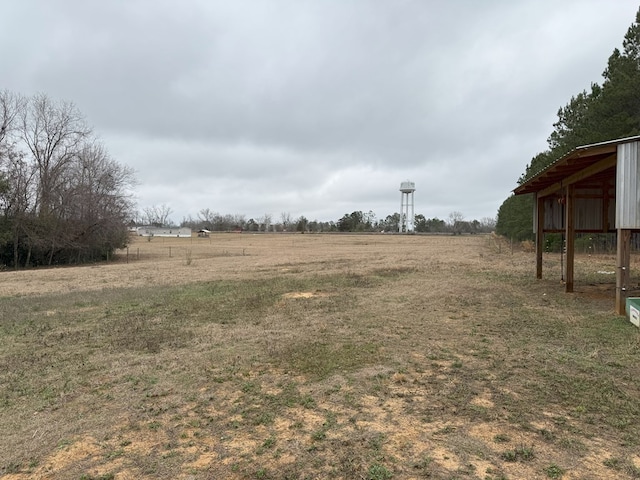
left=400, top=181, right=416, bottom=193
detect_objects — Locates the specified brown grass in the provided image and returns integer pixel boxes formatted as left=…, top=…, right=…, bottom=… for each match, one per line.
left=1, top=233, right=640, bottom=479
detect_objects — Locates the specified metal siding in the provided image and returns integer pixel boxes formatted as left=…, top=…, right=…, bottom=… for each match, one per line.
left=576, top=198, right=602, bottom=230
left=617, top=142, right=640, bottom=228
left=543, top=197, right=604, bottom=230
left=543, top=198, right=563, bottom=230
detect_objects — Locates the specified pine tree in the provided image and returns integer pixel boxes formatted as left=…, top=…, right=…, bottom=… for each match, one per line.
left=499, top=8, right=640, bottom=239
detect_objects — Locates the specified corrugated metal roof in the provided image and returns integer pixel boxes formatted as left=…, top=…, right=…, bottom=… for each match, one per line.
left=513, top=135, right=640, bottom=196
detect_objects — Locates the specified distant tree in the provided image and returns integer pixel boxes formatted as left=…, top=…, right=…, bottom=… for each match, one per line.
left=231, top=214, right=246, bottom=230
left=307, top=220, right=320, bottom=232
left=324, top=220, right=338, bottom=232
left=448, top=211, right=463, bottom=225
left=495, top=194, right=534, bottom=241
left=198, top=208, right=217, bottom=227
left=211, top=213, right=225, bottom=231
left=479, top=216, right=496, bottom=232
left=295, top=215, right=308, bottom=233
left=143, top=204, right=174, bottom=227
left=363, top=210, right=376, bottom=230
left=246, top=218, right=259, bottom=232
left=337, top=212, right=354, bottom=231
left=425, top=217, right=446, bottom=232
left=179, top=214, right=197, bottom=229
left=414, top=214, right=427, bottom=232
left=448, top=211, right=465, bottom=234
left=279, top=212, right=292, bottom=231
left=376, top=213, right=398, bottom=232
left=259, top=213, right=272, bottom=232
left=337, top=211, right=366, bottom=232
left=411, top=216, right=449, bottom=233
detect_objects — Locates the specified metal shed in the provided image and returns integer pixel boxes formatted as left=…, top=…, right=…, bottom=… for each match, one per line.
left=514, top=135, right=640, bottom=314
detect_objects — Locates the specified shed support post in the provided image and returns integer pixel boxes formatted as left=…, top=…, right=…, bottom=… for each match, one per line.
left=564, top=185, right=575, bottom=292
left=616, top=229, right=631, bottom=315
left=535, top=194, right=544, bottom=279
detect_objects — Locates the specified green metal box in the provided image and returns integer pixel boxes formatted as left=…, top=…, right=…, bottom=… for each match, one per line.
left=625, top=297, right=640, bottom=327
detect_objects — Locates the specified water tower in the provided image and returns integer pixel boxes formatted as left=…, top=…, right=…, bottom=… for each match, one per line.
left=399, top=181, right=416, bottom=233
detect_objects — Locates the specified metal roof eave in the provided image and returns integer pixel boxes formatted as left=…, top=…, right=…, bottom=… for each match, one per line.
left=513, top=135, right=640, bottom=196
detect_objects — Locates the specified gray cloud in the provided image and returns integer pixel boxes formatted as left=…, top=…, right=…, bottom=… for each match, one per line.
left=2, top=0, right=638, bottom=223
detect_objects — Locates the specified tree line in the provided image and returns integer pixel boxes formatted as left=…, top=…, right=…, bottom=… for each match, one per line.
left=0, top=91, right=135, bottom=268
left=496, top=8, right=640, bottom=241
left=169, top=207, right=496, bottom=234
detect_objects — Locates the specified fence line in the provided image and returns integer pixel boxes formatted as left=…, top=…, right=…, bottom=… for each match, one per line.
left=117, top=245, right=248, bottom=263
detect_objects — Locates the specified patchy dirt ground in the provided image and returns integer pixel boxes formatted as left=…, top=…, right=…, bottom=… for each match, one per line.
left=2, top=233, right=639, bottom=479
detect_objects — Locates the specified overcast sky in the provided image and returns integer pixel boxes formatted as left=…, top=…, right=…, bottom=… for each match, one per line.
left=2, top=1, right=639, bottom=225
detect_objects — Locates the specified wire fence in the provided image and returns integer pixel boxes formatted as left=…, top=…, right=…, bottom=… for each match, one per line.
left=114, top=244, right=248, bottom=264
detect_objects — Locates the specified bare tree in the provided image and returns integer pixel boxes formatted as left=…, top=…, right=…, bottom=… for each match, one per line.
left=0, top=150, right=35, bottom=268
left=69, top=141, right=135, bottom=224
left=232, top=214, right=246, bottom=230
left=0, top=90, right=24, bottom=147
left=20, top=93, right=91, bottom=217
left=448, top=211, right=465, bottom=235
left=198, top=208, right=217, bottom=227
left=17, top=94, right=93, bottom=264
left=281, top=212, right=292, bottom=231
left=480, top=216, right=497, bottom=232
left=0, top=91, right=136, bottom=267
left=143, top=204, right=174, bottom=227
left=448, top=211, right=464, bottom=225
left=260, top=213, right=272, bottom=232
left=364, top=210, right=376, bottom=230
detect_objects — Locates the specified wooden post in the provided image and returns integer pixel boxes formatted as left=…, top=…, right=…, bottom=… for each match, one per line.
left=535, top=194, right=544, bottom=279
left=564, top=185, right=575, bottom=292
left=616, top=229, right=631, bottom=315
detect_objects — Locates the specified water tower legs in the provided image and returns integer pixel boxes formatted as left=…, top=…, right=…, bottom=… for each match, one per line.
left=399, top=190, right=415, bottom=233
left=399, top=181, right=416, bottom=233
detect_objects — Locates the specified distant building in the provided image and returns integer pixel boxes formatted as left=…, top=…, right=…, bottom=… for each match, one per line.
left=136, top=227, right=192, bottom=238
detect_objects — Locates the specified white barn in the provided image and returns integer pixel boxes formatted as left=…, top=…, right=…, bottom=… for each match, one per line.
left=137, top=227, right=192, bottom=238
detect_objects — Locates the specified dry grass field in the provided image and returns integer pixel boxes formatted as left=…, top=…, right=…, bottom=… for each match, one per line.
left=1, top=233, right=640, bottom=479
